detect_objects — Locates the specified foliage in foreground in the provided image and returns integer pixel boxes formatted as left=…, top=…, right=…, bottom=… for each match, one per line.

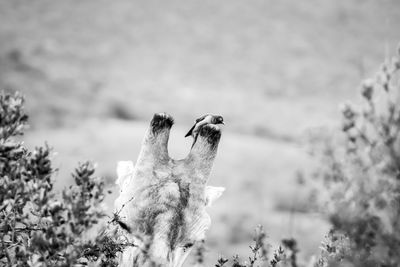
left=311, top=48, right=400, bottom=267
left=0, top=93, right=126, bottom=266
left=207, top=226, right=297, bottom=267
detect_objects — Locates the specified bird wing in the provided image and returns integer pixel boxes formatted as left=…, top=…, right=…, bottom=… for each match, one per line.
left=195, top=114, right=208, bottom=123
left=185, top=124, right=196, bottom=137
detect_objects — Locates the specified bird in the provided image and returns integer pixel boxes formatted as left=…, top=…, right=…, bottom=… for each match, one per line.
left=185, top=114, right=224, bottom=138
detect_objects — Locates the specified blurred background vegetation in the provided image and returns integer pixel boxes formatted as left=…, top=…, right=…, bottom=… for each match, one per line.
left=1, top=0, right=400, bottom=265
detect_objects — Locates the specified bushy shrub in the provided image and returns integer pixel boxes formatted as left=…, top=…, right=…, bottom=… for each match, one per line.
left=0, top=93, right=125, bottom=266
left=312, top=48, right=400, bottom=267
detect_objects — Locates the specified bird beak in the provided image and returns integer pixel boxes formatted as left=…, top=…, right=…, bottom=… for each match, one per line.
left=221, top=122, right=225, bottom=125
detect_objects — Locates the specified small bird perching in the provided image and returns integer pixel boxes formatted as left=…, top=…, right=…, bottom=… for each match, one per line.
left=114, top=113, right=224, bottom=267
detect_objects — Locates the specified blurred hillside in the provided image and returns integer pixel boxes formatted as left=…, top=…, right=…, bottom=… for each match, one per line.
left=1, top=0, right=400, bottom=135
left=1, top=0, right=400, bottom=265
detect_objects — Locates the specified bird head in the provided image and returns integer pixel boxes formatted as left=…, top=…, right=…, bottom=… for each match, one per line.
left=212, top=115, right=224, bottom=125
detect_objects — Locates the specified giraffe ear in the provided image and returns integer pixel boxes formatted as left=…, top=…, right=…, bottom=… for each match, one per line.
left=116, top=161, right=134, bottom=189
left=205, top=186, right=225, bottom=207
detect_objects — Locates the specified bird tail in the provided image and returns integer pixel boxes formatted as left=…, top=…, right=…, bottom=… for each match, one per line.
left=185, top=125, right=195, bottom=137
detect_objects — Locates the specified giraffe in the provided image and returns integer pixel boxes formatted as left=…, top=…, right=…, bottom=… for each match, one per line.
left=114, top=113, right=224, bottom=267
